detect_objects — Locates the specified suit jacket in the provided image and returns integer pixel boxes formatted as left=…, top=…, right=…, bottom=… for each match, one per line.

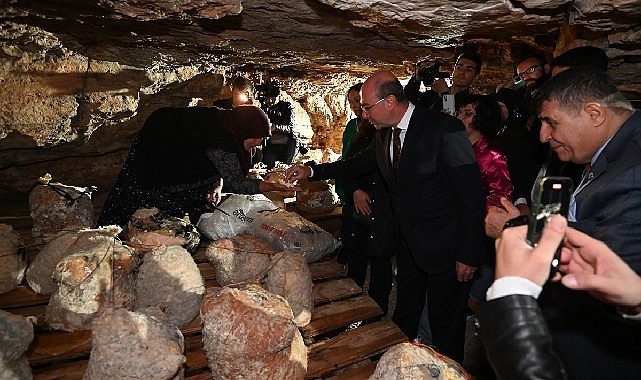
left=539, top=110, right=641, bottom=379
left=573, top=110, right=641, bottom=273
left=311, top=105, right=486, bottom=273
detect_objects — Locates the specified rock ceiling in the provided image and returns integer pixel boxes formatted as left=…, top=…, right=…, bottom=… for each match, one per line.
left=1, top=0, right=640, bottom=213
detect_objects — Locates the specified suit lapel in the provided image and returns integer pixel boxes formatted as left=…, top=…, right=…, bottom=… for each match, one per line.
left=376, top=128, right=397, bottom=190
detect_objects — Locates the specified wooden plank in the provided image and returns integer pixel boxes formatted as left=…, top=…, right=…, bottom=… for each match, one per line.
left=313, top=277, right=362, bottom=305
left=185, top=371, right=214, bottom=380
left=7, top=304, right=48, bottom=328
left=305, top=320, right=407, bottom=379
left=0, top=285, right=50, bottom=309
left=27, top=330, right=92, bottom=366
left=301, top=295, right=383, bottom=338
left=308, top=259, right=345, bottom=281
left=325, top=359, right=378, bottom=380
left=33, top=360, right=88, bottom=380
left=197, top=262, right=216, bottom=281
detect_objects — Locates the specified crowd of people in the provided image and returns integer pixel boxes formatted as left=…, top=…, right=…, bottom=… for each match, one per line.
left=97, top=44, right=641, bottom=379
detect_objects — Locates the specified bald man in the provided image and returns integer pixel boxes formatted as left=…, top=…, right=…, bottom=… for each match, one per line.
left=286, top=71, right=485, bottom=362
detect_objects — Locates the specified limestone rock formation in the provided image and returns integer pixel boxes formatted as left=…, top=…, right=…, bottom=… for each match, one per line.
left=0, top=0, right=640, bottom=217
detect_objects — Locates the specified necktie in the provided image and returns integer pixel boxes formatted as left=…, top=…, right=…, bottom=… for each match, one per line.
left=392, top=127, right=402, bottom=172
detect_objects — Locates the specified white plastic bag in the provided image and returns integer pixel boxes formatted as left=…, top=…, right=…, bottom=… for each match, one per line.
left=197, top=194, right=339, bottom=262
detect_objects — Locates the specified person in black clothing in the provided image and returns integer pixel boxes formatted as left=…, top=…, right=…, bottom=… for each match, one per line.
left=96, top=106, right=294, bottom=229
left=404, top=51, right=482, bottom=112
left=340, top=119, right=394, bottom=315
left=257, top=82, right=303, bottom=168
left=212, top=76, right=255, bottom=109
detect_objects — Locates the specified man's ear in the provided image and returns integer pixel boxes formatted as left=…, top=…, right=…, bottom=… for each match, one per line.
left=584, top=102, right=606, bottom=127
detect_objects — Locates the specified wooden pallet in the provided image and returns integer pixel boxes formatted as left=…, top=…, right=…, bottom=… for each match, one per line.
left=1, top=207, right=407, bottom=380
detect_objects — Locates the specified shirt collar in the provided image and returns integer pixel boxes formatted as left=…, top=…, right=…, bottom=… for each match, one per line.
left=395, top=102, right=414, bottom=131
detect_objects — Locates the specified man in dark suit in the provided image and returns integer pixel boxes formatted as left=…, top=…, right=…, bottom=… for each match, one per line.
left=285, top=70, right=486, bottom=362
left=531, top=68, right=641, bottom=378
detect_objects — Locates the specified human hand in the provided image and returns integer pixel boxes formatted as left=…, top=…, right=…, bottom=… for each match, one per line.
left=206, top=178, right=223, bottom=206
left=353, top=189, right=371, bottom=215
left=495, top=214, right=567, bottom=287
left=431, top=78, right=449, bottom=94
left=456, top=262, right=477, bottom=282
left=284, top=164, right=311, bottom=182
left=485, top=198, right=521, bottom=238
left=557, top=227, right=641, bottom=310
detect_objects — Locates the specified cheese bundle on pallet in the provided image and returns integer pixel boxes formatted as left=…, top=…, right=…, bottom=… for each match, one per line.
left=200, top=284, right=307, bottom=379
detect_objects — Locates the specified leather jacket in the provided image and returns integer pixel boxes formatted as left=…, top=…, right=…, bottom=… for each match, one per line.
left=478, top=294, right=567, bottom=380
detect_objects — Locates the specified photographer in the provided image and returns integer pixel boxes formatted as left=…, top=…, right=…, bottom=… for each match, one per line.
left=404, top=51, right=482, bottom=111
left=257, top=82, right=303, bottom=168
left=213, top=76, right=256, bottom=109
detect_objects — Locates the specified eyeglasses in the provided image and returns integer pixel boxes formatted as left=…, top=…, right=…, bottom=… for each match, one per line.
left=456, top=109, right=476, bottom=118
left=361, top=96, right=387, bottom=112
left=518, top=64, right=543, bottom=79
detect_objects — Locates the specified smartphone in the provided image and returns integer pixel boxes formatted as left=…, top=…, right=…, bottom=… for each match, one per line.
left=527, top=176, right=574, bottom=276
left=442, top=94, right=455, bottom=115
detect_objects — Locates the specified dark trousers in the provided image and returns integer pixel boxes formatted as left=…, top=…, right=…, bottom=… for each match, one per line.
left=392, top=239, right=471, bottom=363
left=341, top=211, right=393, bottom=315
left=347, top=253, right=393, bottom=315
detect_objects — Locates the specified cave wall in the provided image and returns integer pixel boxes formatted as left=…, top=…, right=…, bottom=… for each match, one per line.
left=1, top=0, right=640, bottom=217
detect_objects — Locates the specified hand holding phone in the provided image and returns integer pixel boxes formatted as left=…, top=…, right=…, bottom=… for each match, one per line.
left=442, top=94, right=455, bottom=115
left=527, top=176, right=573, bottom=277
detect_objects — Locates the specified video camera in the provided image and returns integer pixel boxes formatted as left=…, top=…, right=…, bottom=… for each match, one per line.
left=255, top=82, right=281, bottom=101
left=416, top=59, right=450, bottom=86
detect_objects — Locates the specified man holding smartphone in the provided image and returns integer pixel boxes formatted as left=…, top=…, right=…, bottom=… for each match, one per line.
left=479, top=215, right=641, bottom=380
left=519, top=68, right=641, bottom=379
left=404, top=51, right=482, bottom=113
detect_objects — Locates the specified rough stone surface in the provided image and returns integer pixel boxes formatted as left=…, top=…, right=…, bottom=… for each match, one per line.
left=29, top=175, right=96, bottom=241
left=264, top=251, right=314, bottom=327
left=126, top=207, right=201, bottom=253
left=134, top=245, right=205, bottom=328
left=0, top=0, right=640, bottom=216
left=200, top=284, right=307, bottom=380
left=204, top=233, right=274, bottom=286
left=0, top=309, right=34, bottom=380
left=369, top=341, right=471, bottom=379
left=45, top=227, right=137, bottom=331
left=84, top=308, right=185, bottom=380
left=0, top=224, right=26, bottom=295
left=25, top=228, right=113, bottom=295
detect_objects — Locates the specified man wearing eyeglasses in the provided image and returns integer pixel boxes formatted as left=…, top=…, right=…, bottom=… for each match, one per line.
left=516, top=54, right=550, bottom=101
left=285, top=70, right=486, bottom=364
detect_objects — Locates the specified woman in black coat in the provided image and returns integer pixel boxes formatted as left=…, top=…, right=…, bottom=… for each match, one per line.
left=97, top=105, right=291, bottom=228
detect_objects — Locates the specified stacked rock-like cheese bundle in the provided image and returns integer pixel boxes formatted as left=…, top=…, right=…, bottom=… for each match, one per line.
left=45, top=227, right=137, bottom=331
left=0, top=310, right=35, bottom=380
left=264, top=251, right=313, bottom=327
left=29, top=174, right=95, bottom=242
left=200, top=284, right=307, bottom=379
left=84, top=308, right=185, bottom=380
left=368, top=342, right=472, bottom=380
left=134, top=245, right=205, bottom=328
left=205, top=233, right=273, bottom=286
left=126, top=207, right=200, bottom=253
left=0, top=224, right=26, bottom=294
left=26, top=228, right=117, bottom=295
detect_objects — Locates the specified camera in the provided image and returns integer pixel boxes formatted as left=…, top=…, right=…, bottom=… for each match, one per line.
left=255, top=82, right=281, bottom=101
left=416, top=59, right=450, bottom=86
left=504, top=76, right=526, bottom=90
